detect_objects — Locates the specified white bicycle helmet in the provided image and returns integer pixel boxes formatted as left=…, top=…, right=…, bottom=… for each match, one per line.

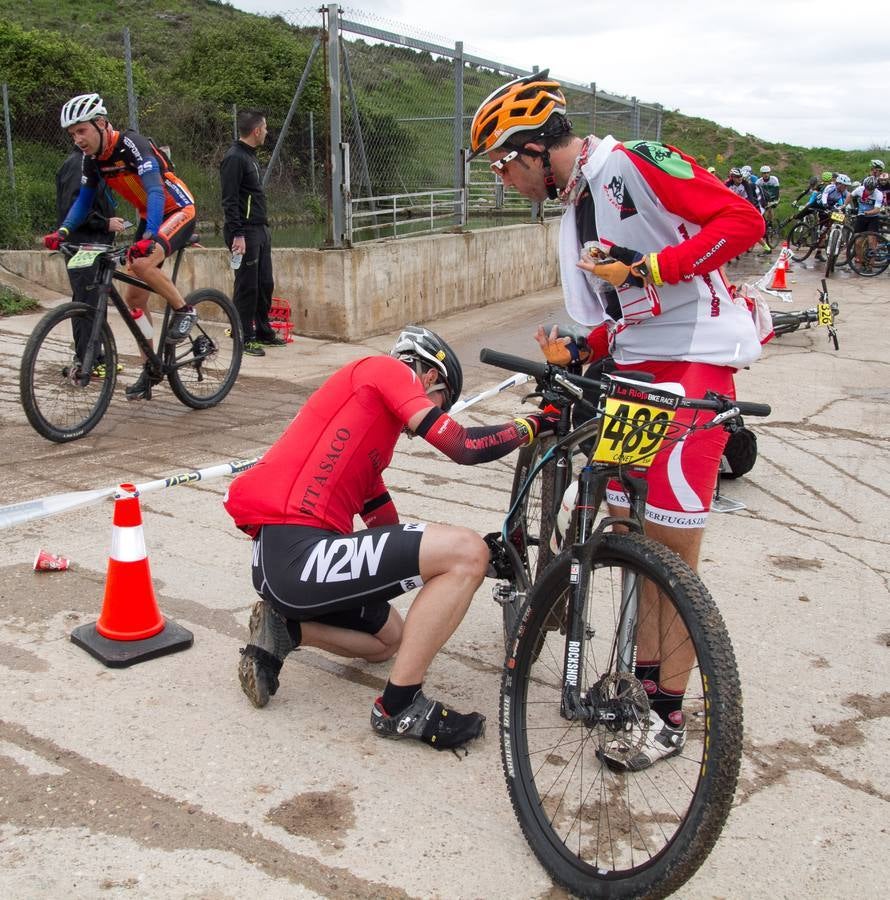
left=60, top=93, right=107, bottom=128
left=391, top=325, right=463, bottom=411
left=835, top=173, right=852, bottom=187
left=870, top=158, right=885, bottom=169
left=760, top=165, right=771, bottom=174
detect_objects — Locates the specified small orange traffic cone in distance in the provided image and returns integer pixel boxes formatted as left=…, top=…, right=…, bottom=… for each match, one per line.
left=781, top=240, right=794, bottom=273
left=769, top=248, right=789, bottom=291
left=96, top=484, right=164, bottom=641
left=70, top=483, right=193, bottom=667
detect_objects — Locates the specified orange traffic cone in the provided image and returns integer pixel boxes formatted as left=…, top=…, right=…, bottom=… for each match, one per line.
left=768, top=247, right=790, bottom=291
left=780, top=240, right=794, bottom=273
left=70, top=484, right=192, bottom=668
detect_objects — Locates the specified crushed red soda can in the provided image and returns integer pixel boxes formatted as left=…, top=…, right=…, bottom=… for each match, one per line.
left=34, top=549, right=70, bottom=572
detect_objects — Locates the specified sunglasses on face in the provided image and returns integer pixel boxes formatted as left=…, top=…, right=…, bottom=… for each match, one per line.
left=490, top=149, right=520, bottom=175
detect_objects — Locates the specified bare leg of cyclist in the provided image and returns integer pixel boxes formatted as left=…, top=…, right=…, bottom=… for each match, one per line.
left=127, top=245, right=187, bottom=310
left=301, top=609, right=404, bottom=662
left=386, top=524, right=489, bottom=686
left=125, top=284, right=154, bottom=362
left=607, top=505, right=703, bottom=694
left=637, top=521, right=703, bottom=694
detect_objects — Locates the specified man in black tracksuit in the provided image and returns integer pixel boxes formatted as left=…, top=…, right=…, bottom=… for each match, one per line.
left=55, top=149, right=125, bottom=364
left=220, top=109, right=283, bottom=357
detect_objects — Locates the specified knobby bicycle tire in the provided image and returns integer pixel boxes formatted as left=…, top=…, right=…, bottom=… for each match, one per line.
left=166, top=289, right=243, bottom=409
left=504, top=435, right=558, bottom=639
left=849, top=232, right=890, bottom=277
left=835, top=225, right=853, bottom=268
left=501, top=534, right=742, bottom=899
left=770, top=312, right=803, bottom=336
left=824, top=226, right=841, bottom=277
left=19, top=302, right=117, bottom=442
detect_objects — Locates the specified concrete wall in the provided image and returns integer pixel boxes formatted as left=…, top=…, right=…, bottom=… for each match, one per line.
left=0, top=221, right=561, bottom=341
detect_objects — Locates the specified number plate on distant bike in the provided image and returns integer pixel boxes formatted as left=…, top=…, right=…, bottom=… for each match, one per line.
left=67, top=249, right=104, bottom=269
left=830, top=211, right=845, bottom=223
left=817, top=302, right=833, bottom=325
left=592, top=379, right=680, bottom=468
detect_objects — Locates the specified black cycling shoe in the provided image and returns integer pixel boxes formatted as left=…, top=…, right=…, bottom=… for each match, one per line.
left=370, top=691, right=485, bottom=751
left=166, top=304, right=197, bottom=344
left=125, top=366, right=162, bottom=401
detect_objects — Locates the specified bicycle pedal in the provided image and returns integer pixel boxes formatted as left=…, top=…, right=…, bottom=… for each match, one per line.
left=492, top=583, right=521, bottom=606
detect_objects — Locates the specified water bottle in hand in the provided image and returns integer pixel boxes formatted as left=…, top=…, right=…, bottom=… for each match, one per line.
left=230, top=250, right=243, bottom=270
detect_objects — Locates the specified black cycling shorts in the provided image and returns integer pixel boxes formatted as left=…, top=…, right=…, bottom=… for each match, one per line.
left=135, top=206, right=196, bottom=257
left=251, top=523, right=426, bottom=634
left=854, top=215, right=880, bottom=234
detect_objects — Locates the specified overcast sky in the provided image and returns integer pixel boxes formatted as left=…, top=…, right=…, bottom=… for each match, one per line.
left=229, top=1, right=887, bottom=152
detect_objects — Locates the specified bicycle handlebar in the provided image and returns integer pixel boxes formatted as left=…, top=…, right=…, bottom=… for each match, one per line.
left=480, top=348, right=771, bottom=418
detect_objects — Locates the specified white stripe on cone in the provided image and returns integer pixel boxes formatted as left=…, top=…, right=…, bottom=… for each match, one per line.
left=110, top=524, right=147, bottom=562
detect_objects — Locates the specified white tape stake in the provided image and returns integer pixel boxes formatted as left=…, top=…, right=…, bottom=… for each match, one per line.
left=0, top=457, right=262, bottom=530
left=449, top=372, right=531, bottom=417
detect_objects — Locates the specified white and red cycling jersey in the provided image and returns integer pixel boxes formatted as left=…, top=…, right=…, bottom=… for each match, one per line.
left=560, top=136, right=765, bottom=368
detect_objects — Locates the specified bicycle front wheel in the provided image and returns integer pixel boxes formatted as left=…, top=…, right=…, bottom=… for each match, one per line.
left=166, top=289, right=243, bottom=409
left=502, top=534, right=742, bottom=898
left=787, top=221, right=816, bottom=261
left=19, top=302, right=117, bottom=442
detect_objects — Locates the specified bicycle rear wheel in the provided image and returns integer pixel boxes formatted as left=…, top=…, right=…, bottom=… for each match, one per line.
left=501, top=534, right=742, bottom=898
left=509, top=435, right=558, bottom=585
left=19, top=302, right=117, bottom=442
left=166, top=289, right=243, bottom=409
left=787, top=222, right=816, bottom=261
left=849, top=232, right=890, bottom=276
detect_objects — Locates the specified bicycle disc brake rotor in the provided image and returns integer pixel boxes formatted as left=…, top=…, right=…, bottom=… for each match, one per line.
left=588, top=672, right=650, bottom=754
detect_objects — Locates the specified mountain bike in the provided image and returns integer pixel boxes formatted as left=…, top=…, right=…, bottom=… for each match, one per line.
left=482, top=348, right=770, bottom=898
left=19, top=241, right=242, bottom=442
left=770, top=279, right=839, bottom=350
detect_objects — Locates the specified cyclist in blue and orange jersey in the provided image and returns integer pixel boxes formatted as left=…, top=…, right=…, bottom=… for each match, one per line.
left=225, top=326, right=559, bottom=752
left=470, top=71, right=764, bottom=771
left=43, top=94, right=199, bottom=400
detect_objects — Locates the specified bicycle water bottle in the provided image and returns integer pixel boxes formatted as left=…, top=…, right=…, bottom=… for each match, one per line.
left=230, top=250, right=243, bottom=270
left=130, top=308, right=153, bottom=340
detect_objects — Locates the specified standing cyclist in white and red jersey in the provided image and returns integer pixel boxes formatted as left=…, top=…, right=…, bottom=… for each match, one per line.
left=224, top=326, right=557, bottom=753
left=469, top=71, right=764, bottom=771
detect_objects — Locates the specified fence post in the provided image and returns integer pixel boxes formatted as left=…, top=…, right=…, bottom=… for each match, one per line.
left=326, top=3, right=345, bottom=247
left=655, top=103, right=663, bottom=142
left=123, top=28, right=139, bottom=131
left=632, top=96, right=640, bottom=140
left=263, top=35, right=322, bottom=190
left=2, top=84, right=16, bottom=212
left=590, top=82, right=597, bottom=136
left=309, top=110, right=316, bottom=195
left=453, top=41, right=464, bottom=226
left=232, top=104, right=238, bottom=141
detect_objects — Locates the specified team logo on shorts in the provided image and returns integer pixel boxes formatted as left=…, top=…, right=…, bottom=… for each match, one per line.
left=402, top=523, right=426, bottom=532
left=300, top=533, right=390, bottom=583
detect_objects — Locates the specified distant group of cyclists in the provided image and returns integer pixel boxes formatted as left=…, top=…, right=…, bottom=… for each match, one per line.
left=705, top=158, right=887, bottom=259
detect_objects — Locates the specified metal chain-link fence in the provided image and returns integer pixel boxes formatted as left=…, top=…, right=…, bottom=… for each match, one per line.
left=1, top=4, right=661, bottom=249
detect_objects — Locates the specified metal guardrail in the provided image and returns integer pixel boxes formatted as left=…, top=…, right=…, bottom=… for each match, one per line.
left=347, top=188, right=465, bottom=241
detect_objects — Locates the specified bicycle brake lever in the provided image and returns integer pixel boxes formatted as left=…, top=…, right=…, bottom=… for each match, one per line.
left=552, top=371, right=585, bottom=400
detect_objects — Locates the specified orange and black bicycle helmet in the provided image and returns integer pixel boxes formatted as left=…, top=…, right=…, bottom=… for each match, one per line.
left=468, top=70, right=568, bottom=161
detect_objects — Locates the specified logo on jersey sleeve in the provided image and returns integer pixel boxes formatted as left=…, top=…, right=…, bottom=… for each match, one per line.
left=137, top=158, right=157, bottom=177
left=626, top=140, right=694, bottom=180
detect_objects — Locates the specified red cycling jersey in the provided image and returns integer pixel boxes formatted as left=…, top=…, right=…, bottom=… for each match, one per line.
left=224, top=356, right=433, bottom=536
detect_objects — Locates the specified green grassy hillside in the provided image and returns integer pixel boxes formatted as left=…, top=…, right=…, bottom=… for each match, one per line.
left=1, top=0, right=885, bottom=247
